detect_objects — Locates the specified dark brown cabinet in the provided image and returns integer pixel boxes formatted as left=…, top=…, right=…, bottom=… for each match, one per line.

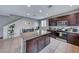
left=38, top=37, right=45, bottom=51
left=49, top=18, right=57, bottom=26
left=49, top=13, right=79, bottom=26
left=49, top=15, right=70, bottom=26
left=76, top=13, right=79, bottom=25
left=68, top=14, right=77, bottom=26
left=26, top=34, right=50, bottom=53
left=45, top=36, right=50, bottom=45
left=26, top=38, right=38, bottom=53
left=67, top=34, right=79, bottom=46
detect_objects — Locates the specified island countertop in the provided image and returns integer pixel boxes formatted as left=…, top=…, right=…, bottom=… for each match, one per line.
left=22, top=31, right=51, bottom=41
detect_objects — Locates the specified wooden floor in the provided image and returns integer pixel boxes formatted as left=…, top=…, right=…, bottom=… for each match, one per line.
left=0, top=37, right=22, bottom=53
left=40, top=37, right=79, bottom=53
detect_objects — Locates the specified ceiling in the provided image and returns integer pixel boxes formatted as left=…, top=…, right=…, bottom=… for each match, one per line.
left=0, top=5, right=79, bottom=29
left=0, top=5, right=79, bottom=19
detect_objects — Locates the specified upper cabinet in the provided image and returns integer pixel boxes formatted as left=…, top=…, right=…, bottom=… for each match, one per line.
left=76, top=13, right=79, bottom=26
left=68, top=14, right=77, bottom=26
left=68, top=13, right=79, bottom=26
left=49, top=13, right=79, bottom=26
left=56, top=15, right=69, bottom=26
left=49, top=15, right=69, bottom=26
left=49, top=18, right=57, bottom=26
left=56, top=20, right=69, bottom=26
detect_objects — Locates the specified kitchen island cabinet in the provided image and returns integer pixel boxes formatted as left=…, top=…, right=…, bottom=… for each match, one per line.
left=26, top=38, right=38, bottom=53
left=23, top=32, right=50, bottom=53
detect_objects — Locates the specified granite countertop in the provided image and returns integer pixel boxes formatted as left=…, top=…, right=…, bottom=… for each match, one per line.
left=67, top=31, right=79, bottom=34
left=48, top=29, right=79, bottom=34
left=22, top=31, right=50, bottom=41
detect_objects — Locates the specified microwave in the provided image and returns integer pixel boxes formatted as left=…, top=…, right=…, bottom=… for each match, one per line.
left=57, top=21, right=68, bottom=26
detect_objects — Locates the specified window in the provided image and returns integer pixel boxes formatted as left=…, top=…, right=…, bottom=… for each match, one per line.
left=41, top=20, right=47, bottom=27
left=40, top=20, right=47, bottom=33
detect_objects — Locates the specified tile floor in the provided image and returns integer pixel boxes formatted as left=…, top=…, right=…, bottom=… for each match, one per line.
left=40, top=37, right=79, bottom=53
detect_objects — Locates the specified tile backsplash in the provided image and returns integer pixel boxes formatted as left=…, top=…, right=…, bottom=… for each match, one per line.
left=49, top=26, right=79, bottom=32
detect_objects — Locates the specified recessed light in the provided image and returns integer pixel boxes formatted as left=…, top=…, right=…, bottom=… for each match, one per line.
left=27, top=5, right=31, bottom=7
left=70, top=5, right=73, bottom=7
left=39, top=10, right=42, bottom=13
left=26, top=13, right=30, bottom=16
left=46, top=13, right=48, bottom=15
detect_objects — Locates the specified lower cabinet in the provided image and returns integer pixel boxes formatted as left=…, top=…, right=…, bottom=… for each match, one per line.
left=38, top=37, right=45, bottom=51
left=45, top=36, right=50, bottom=46
left=67, top=34, right=79, bottom=46
left=26, top=34, right=50, bottom=53
left=26, top=38, right=38, bottom=53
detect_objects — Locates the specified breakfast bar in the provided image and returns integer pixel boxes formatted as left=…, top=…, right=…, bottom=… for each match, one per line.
left=22, top=31, right=51, bottom=53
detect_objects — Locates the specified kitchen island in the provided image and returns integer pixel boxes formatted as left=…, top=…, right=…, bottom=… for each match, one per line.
left=0, top=30, right=51, bottom=53
left=22, top=31, right=51, bottom=53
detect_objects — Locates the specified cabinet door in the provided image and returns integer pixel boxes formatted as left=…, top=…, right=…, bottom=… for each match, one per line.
left=26, top=39, right=38, bottom=53
left=68, top=14, right=77, bottom=26
left=49, top=18, right=57, bottom=26
left=67, top=34, right=74, bottom=44
left=67, top=34, right=79, bottom=46
left=45, top=35, right=50, bottom=46
left=38, top=37, right=45, bottom=51
left=76, top=13, right=79, bottom=25
left=49, top=18, right=52, bottom=26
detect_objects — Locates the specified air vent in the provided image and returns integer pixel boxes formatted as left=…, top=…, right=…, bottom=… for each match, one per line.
left=48, top=5, right=53, bottom=8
